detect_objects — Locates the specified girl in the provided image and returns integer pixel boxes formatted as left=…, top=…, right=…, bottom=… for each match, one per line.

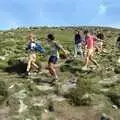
left=83, top=31, right=99, bottom=69
left=26, top=33, right=39, bottom=75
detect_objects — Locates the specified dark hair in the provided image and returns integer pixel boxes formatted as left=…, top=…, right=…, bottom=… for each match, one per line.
left=84, top=30, right=89, bottom=35
left=47, top=34, right=55, bottom=40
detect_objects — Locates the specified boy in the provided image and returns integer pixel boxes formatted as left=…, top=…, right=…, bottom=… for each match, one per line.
left=74, top=31, right=83, bottom=58
left=46, top=34, right=68, bottom=80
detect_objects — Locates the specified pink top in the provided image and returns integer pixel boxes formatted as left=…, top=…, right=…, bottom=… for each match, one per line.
left=86, top=35, right=94, bottom=49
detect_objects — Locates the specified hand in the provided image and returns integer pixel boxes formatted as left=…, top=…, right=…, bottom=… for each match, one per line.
left=65, top=50, right=70, bottom=55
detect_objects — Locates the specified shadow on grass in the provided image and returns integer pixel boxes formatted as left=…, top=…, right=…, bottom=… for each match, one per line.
left=4, top=60, right=27, bottom=75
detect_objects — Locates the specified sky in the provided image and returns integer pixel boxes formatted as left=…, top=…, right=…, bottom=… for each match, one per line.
left=0, top=0, right=120, bottom=30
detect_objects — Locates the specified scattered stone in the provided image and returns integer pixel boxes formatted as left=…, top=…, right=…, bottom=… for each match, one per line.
left=55, top=81, right=76, bottom=95
left=18, top=100, right=27, bottom=113
left=80, top=93, right=92, bottom=106
left=101, top=113, right=112, bottom=120
left=99, top=75, right=120, bottom=87
left=112, top=105, right=118, bottom=110
left=36, top=85, right=54, bottom=92
left=48, top=94, right=65, bottom=102
left=117, top=58, right=120, bottom=63
left=9, top=84, right=15, bottom=89
left=100, top=88, right=110, bottom=93
left=0, top=56, right=6, bottom=61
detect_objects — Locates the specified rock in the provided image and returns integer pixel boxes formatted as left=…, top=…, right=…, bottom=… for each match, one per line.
left=48, top=94, right=66, bottom=102
left=36, top=84, right=54, bottom=94
left=18, top=57, right=28, bottom=63
left=31, top=96, right=48, bottom=108
left=117, top=58, right=120, bottom=63
left=101, top=113, right=113, bottom=120
left=18, top=100, right=28, bottom=113
left=112, top=105, right=118, bottom=110
left=0, top=56, right=6, bottom=61
left=7, top=90, right=28, bottom=114
left=55, top=82, right=76, bottom=95
left=99, top=75, right=120, bottom=87
left=81, top=66, right=91, bottom=71
left=107, top=92, right=120, bottom=108
left=80, top=93, right=92, bottom=106
left=100, top=88, right=110, bottom=93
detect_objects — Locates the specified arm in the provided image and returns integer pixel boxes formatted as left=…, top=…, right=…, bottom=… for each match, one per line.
left=55, top=42, right=69, bottom=55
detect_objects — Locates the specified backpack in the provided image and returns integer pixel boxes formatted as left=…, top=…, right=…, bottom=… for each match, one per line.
left=34, top=41, right=45, bottom=53
left=26, top=41, right=45, bottom=53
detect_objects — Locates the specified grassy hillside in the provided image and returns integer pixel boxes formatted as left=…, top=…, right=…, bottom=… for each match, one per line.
left=0, top=26, right=120, bottom=120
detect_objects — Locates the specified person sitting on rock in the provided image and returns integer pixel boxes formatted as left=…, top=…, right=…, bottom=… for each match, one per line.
left=46, top=33, right=68, bottom=80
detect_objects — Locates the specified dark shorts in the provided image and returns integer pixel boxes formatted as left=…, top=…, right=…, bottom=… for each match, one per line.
left=48, top=56, right=58, bottom=64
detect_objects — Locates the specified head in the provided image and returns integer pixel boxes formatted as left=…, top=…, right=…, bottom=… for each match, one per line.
left=28, top=32, right=35, bottom=42
left=84, top=30, right=89, bottom=36
left=75, top=30, right=80, bottom=34
left=47, top=34, right=55, bottom=43
left=97, top=31, right=101, bottom=34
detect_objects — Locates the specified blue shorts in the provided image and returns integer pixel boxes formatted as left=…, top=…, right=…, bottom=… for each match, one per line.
left=48, top=56, right=58, bottom=64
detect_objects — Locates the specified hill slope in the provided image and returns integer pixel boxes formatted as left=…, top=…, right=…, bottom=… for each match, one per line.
left=0, top=26, right=120, bottom=120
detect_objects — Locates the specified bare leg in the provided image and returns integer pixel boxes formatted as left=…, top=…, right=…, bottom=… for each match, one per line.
left=27, top=60, right=32, bottom=72
left=84, top=49, right=92, bottom=67
left=74, top=44, right=77, bottom=58
left=31, top=61, right=39, bottom=69
left=85, top=56, right=90, bottom=67
left=89, top=56, right=99, bottom=67
left=48, top=63, right=58, bottom=79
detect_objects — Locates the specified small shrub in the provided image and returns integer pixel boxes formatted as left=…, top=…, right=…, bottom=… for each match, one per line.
left=66, top=79, right=93, bottom=106
left=0, top=80, right=8, bottom=104
left=114, top=65, right=120, bottom=74
left=29, top=105, right=42, bottom=120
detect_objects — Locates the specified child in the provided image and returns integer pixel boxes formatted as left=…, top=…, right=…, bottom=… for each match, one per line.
left=46, top=34, right=68, bottom=80
left=26, top=33, right=39, bottom=75
left=74, top=30, right=83, bottom=58
left=82, top=31, right=99, bottom=69
left=96, top=31, right=104, bottom=52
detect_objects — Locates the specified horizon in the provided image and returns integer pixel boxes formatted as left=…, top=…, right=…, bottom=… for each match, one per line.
left=1, top=25, right=120, bottom=31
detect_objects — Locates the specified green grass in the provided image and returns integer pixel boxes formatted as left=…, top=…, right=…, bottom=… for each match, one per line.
left=0, top=26, right=120, bottom=119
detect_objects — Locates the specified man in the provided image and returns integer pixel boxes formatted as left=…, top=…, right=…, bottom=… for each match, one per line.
left=74, top=31, right=83, bottom=58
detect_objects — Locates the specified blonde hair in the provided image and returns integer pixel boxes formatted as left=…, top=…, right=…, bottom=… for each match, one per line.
left=27, top=32, right=35, bottom=41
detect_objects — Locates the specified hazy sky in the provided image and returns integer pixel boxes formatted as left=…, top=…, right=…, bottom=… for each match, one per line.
left=0, top=0, right=120, bottom=29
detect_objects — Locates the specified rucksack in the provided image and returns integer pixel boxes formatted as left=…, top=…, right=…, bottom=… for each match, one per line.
left=34, top=41, right=45, bottom=53
left=26, top=41, right=45, bottom=53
